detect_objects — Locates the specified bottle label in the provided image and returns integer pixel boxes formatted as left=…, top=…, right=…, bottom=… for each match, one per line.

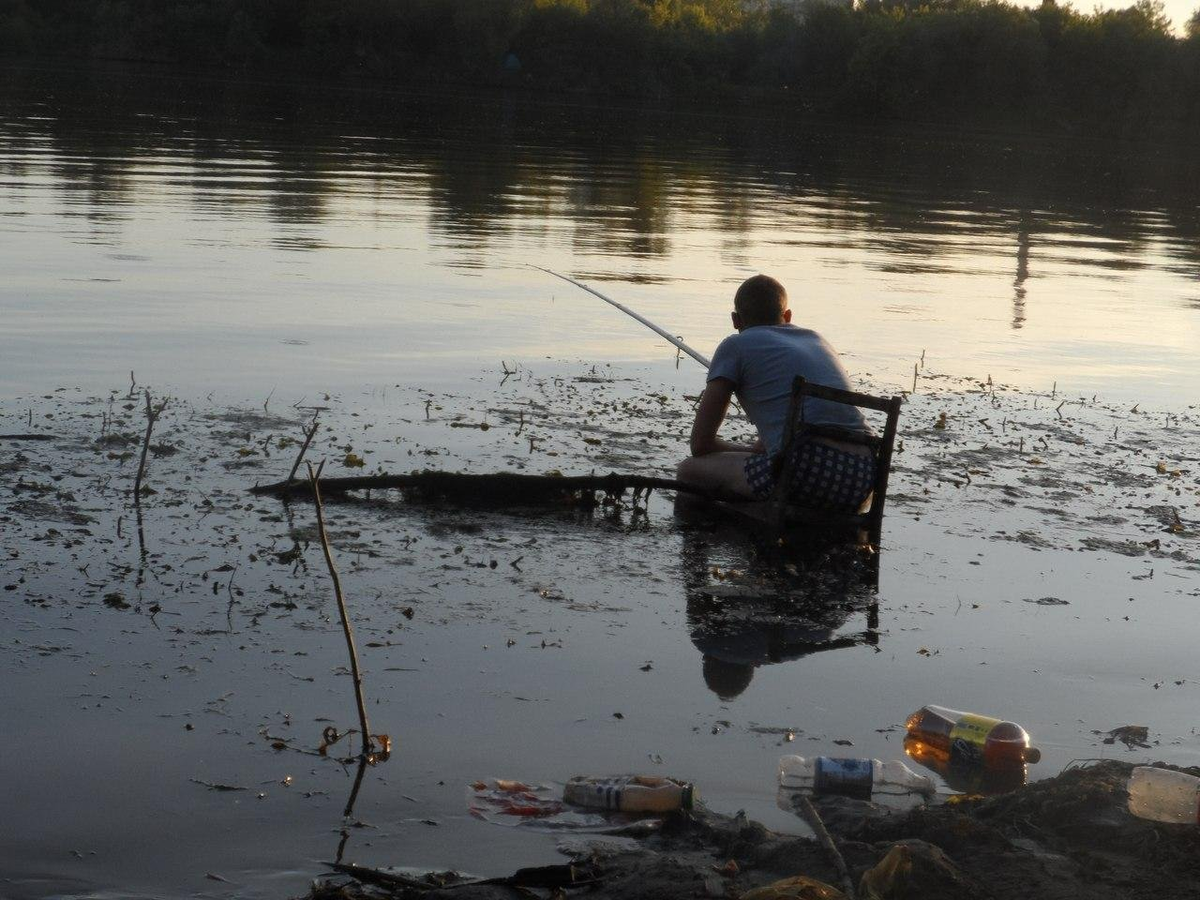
left=565, top=777, right=625, bottom=809
left=949, top=714, right=999, bottom=764
left=814, top=757, right=873, bottom=799
left=564, top=776, right=691, bottom=812
left=596, top=778, right=624, bottom=809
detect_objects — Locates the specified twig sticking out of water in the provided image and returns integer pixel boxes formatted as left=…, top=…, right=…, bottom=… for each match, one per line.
left=795, top=794, right=856, bottom=899
left=133, top=390, right=167, bottom=499
left=134, top=501, right=147, bottom=586
left=287, top=413, right=321, bottom=483
left=306, top=460, right=374, bottom=759
left=341, top=756, right=369, bottom=822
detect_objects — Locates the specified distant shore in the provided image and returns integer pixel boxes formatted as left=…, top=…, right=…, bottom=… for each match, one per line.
left=3, top=0, right=1198, bottom=140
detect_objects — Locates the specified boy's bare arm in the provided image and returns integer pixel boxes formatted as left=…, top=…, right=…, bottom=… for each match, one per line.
left=689, top=378, right=758, bottom=456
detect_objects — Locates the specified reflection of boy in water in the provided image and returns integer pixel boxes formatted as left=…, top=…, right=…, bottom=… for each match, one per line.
left=677, top=512, right=879, bottom=702
left=694, top=623, right=840, bottom=701
left=677, top=275, right=874, bottom=506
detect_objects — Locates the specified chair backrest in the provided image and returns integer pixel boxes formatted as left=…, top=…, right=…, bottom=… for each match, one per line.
left=769, top=376, right=903, bottom=546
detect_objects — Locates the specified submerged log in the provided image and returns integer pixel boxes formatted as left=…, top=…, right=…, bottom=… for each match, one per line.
left=250, top=469, right=712, bottom=503
left=326, top=859, right=601, bottom=891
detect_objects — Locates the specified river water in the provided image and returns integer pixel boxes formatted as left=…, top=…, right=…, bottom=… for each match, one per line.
left=2, top=63, right=1199, bottom=900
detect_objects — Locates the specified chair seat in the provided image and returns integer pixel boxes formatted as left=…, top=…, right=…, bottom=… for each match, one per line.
left=763, top=376, right=902, bottom=548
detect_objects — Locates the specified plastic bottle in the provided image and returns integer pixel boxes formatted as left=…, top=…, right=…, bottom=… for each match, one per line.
left=905, top=705, right=1041, bottom=767
left=562, top=775, right=695, bottom=813
left=903, top=736, right=1027, bottom=796
left=778, top=755, right=936, bottom=800
left=1128, top=766, right=1200, bottom=824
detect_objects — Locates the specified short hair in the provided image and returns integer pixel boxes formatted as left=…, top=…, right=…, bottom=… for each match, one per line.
left=734, top=274, right=788, bottom=325
left=702, top=655, right=754, bottom=700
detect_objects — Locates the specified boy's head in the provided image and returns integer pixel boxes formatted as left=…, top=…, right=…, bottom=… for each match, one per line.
left=732, top=274, right=791, bottom=330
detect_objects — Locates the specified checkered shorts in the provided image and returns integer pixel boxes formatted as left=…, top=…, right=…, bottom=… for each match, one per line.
left=744, top=440, right=876, bottom=511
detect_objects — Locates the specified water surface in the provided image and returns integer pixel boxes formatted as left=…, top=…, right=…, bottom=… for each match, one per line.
left=3, top=63, right=1199, bottom=401
left=2, top=63, right=1199, bottom=900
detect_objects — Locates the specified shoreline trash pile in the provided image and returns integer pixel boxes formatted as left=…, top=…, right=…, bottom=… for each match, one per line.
left=308, top=759, right=1200, bottom=900
left=436, top=704, right=1196, bottom=900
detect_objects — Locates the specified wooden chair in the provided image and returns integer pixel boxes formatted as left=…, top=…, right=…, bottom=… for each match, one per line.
left=724, top=376, right=902, bottom=549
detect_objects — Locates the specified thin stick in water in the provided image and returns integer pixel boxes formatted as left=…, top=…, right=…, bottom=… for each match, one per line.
left=134, top=390, right=166, bottom=499
left=796, top=794, right=856, bottom=899
left=287, top=414, right=320, bottom=483
left=306, top=460, right=373, bottom=758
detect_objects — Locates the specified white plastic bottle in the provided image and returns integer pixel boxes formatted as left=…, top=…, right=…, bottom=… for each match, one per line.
left=563, top=775, right=695, bottom=813
left=1128, top=766, right=1200, bottom=824
left=778, top=755, right=936, bottom=799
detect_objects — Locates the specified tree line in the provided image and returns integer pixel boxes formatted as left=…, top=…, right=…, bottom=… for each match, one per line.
left=2, top=0, right=1199, bottom=137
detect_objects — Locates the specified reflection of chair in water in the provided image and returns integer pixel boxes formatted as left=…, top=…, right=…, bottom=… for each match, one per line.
left=720, top=377, right=902, bottom=551
left=679, top=515, right=880, bottom=700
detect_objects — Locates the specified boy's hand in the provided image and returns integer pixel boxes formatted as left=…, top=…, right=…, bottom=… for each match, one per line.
left=689, top=378, right=757, bottom=456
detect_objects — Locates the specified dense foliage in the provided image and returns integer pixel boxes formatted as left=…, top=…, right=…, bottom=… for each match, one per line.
left=2, top=0, right=1198, bottom=136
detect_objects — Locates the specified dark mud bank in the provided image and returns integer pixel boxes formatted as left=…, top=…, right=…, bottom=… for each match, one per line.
left=305, top=761, right=1200, bottom=900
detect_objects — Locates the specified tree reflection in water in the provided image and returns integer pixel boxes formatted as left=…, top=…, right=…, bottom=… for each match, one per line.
left=3, top=64, right=1199, bottom=290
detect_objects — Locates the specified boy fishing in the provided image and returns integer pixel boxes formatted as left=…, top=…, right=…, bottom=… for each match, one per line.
left=677, top=274, right=874, bottom=508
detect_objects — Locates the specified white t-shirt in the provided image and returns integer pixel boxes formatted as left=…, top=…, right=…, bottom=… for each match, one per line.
left=707, top=324, right=868, bottom=457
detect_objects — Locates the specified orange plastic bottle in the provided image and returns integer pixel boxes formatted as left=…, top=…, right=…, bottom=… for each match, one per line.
left=905, top=705, right=1041, bottom=767
left=903, top=735, right=1028, bottom=795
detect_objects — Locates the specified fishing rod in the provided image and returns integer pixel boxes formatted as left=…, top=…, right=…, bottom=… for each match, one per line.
left=534, top=266, right=711, bottom=369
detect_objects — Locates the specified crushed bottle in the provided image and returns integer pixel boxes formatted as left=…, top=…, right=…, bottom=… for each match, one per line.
left=563, top=775, right=695, bottom=813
